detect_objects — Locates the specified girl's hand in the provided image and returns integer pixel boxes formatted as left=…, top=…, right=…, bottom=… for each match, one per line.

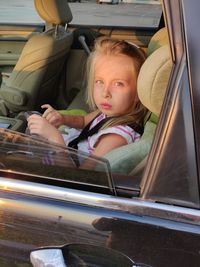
left=27, top=114, right=65, bottom=145
left=42, top=104, right=64, bottom=128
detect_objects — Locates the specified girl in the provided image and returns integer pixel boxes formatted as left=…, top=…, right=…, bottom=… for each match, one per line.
left=27, top=37, right=147, bottom=159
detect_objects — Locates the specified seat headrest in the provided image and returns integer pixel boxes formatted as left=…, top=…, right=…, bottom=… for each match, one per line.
left=137, top=44, right=172, bottom=116
left=34, top=0, right=73, bottom=25
left=147, top=28, right=169, bottom=56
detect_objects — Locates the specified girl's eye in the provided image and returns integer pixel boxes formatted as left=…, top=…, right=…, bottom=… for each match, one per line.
left=113, top=81, right=124, bottom=88
left=95, top=80, right=104, bottom=86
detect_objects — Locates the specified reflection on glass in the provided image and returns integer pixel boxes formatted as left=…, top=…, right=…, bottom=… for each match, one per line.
left=31, top=249, right=66, bottom=267
left=0, top=129, right=115, bottom=195
left=30, top=244, right=135, bottom=267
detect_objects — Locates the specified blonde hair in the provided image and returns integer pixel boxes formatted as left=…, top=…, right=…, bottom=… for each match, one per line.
left=86, top=36, right=147, bottom=129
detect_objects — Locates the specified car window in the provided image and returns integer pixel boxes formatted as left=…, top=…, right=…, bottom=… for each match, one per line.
left=0, top=129, right=116, bottom=195
left=69, top=1, right=162, bottom=29
left=0, top=1, right=42, bottom=25
left=0, top=1, right=162, bottom=30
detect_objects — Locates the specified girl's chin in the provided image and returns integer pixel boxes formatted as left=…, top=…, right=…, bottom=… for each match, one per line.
left=100, top=110, right=118, bottom=117
left=98, top=106, right=125, bottom=117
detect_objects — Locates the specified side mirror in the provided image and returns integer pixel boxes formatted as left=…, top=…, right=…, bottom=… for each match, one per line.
left=30, top=243, right=136, bottom=267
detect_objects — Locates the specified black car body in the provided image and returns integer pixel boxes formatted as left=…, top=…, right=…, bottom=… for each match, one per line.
left=0, top=0, right=199, bottom=266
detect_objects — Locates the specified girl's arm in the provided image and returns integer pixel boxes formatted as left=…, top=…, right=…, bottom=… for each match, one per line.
left=92, top=134, right=127, bottom=158
left=42, top=104, right=98, bottom=129
left=80, top=134, right=127, bottom=170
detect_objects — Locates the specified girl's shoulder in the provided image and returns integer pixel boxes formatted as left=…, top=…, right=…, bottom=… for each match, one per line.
left=100, top=124, right=140, bottom=142
left=89, top=124, right=141, bottom=151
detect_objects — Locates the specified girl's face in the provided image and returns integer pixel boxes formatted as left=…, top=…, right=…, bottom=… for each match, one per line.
left=93, top=54, right=137, bottom=117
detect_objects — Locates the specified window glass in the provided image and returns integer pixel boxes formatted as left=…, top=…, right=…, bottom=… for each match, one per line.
left=0, top=1, right=162, bottom=29
left=0, top=129, right=115, bottom=195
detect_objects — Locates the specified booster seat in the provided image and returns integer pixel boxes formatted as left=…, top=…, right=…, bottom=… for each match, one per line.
left=103, top=28, right=172, bottom=175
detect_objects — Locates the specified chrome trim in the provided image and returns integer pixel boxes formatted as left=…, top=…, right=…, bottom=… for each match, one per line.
left=0, top=177, right=200, bottom=229
left=64, top=23, right=68, bottom=31
left=55, top=24, right=58, bottom=36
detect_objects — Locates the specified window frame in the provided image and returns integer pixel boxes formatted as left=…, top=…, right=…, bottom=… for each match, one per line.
left=140, top=0, right=200, bottom=208
left=182, top=0, right=200, bottom=189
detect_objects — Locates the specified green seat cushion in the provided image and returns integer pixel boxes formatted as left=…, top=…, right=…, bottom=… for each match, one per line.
left=149, top=112, right=158, bottom=124
left=58, top=108, right=87, bottom=116
left=103, top=120, right=157, bottom=175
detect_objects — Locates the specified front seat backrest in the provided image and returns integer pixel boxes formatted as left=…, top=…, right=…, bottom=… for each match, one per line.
left=137, top=44, right=172, bottom=116
left=0, top=0, right=73, bottom=116
left=147, top=27, right=169, bottom=56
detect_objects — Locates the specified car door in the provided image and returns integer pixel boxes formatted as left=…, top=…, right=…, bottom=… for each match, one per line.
left=0, top=1, right=200, bottom=267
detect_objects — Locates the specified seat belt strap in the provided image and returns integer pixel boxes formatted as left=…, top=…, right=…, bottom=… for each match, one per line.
left=68, top=114, right=112, bottom=149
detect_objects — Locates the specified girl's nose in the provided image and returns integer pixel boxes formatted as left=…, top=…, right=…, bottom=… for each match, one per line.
left=102, top=84, right=111, bottom=98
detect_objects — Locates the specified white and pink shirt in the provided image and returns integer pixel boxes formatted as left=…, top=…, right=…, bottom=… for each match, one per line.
left=62, top=113, right=141, bottom=156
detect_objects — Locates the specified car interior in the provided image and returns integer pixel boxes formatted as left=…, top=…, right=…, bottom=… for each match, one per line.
left=0, top=0, right=73, bottom=116
left=0, top=0, right=173, bottom=197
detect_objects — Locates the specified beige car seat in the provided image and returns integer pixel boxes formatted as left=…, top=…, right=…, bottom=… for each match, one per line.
left=103, top=28, right=172, bottom=175
left=147, top=27, right=169, bottom=56
left=0, top=0, right=73, bottom=116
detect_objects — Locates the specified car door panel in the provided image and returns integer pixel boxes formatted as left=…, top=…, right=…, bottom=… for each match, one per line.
left=0, top=180, right=200, bottom=267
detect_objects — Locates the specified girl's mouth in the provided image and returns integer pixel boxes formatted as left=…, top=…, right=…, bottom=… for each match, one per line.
left=100, top=103, right=112, bottom=110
